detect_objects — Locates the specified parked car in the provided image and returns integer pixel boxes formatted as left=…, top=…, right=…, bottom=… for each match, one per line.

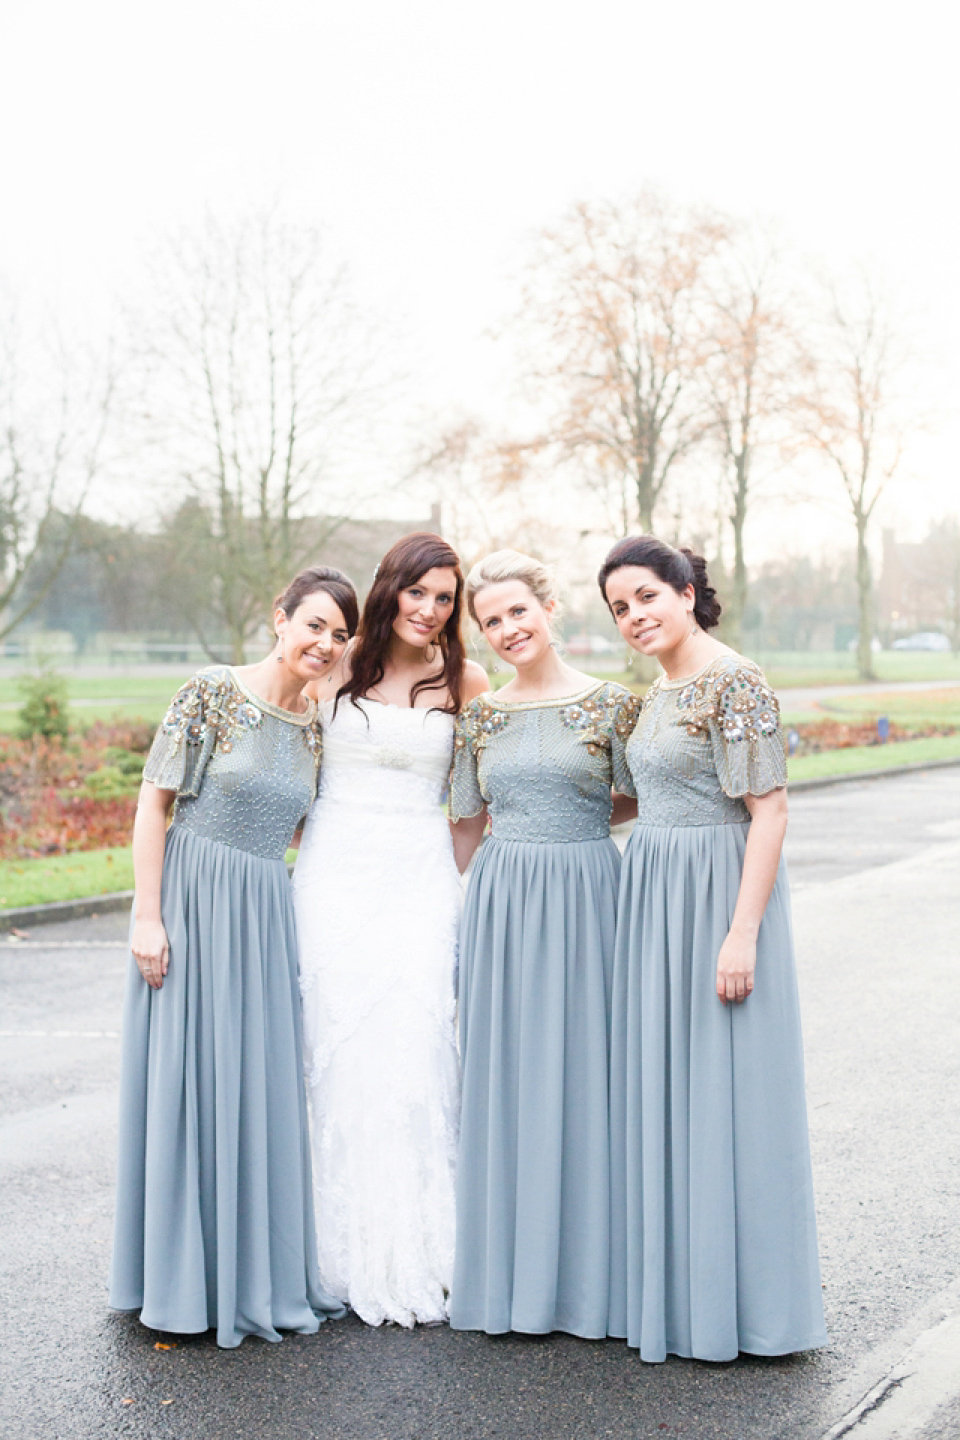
left=890, top=632, right=951, bottom=652
left=564, top=634, right=621, bottom=656
left=846, top=636, right=882, bottom=652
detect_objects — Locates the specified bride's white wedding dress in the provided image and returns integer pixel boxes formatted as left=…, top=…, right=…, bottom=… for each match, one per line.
left=293, top=696, right=461, bottom=1326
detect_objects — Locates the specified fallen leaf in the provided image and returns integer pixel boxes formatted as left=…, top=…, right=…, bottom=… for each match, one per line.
left=161, top=1398, right=174, bottom=1405
left=154, top=1341, right=171, bottom=1350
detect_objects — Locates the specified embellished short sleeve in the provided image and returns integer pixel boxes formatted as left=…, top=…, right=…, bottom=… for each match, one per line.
left=705, top=662, right=786, bottom=798
left=558, top=681, right=640, bottom=790
left=611, top=691, right=641, bottom=797
left=142, top=672, right=222, bottom=798
left=449, top=700, right=487, bottom=821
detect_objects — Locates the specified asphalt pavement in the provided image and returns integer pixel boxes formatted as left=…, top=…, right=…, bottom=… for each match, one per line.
left=1, top=771, right=959, bottom=1440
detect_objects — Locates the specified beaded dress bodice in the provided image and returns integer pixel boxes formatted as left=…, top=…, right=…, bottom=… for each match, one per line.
left=450, top=681, right=640, bottom=843
left=623, top=655, right=786, bottom=827
left=143, top=666, right=322, bottom=860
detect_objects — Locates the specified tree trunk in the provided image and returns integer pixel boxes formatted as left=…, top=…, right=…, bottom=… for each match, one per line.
left=726, top=453, right=749, bottom=648
left=855, top=513, right=876, bottom=681
left=636, top=452, right=656, bottom=533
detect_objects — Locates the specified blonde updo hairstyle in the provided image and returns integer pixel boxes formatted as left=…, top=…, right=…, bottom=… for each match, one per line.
left=465, top=549, right=562, bottom=631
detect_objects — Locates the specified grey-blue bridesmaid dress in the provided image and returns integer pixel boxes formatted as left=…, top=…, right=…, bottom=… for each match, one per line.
left=109, top=667, right=345, bottom=1347
left=608, top=654, right=827, bottom=1362
left=449, top=680, right=640, bottom=1338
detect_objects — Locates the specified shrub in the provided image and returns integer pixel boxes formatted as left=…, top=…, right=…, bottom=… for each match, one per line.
left=17, top=672, right=71, bottom=741
left=0, top=717, right=155, bottom=859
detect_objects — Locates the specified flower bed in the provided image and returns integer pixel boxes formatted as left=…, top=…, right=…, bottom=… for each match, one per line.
left=791, top=718, right=958, bottom=754
left=0, top=720, right=153, bottom=859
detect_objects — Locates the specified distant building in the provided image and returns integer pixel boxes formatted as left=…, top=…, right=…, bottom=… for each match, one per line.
left=311, top=504, right=443, bottom=595
left=877, top=528, right=948, bottom=637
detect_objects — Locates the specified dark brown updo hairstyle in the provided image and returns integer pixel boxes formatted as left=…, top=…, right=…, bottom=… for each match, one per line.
left=275, top=566, right=359, bottom=638
left=338, top=532, right=466, bottom=713
left=597, top=535, right=722, bottom=631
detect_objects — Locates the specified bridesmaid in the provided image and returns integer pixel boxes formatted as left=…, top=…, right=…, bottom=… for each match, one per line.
left=599, top=535, right=827, bottom=1362
left=109, top=566, right=358, bottom=1347
left=449, top=549, right=639, bottom=1338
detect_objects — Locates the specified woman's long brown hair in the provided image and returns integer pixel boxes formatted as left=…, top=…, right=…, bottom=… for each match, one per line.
left=338, top=532, right=467, bottom=714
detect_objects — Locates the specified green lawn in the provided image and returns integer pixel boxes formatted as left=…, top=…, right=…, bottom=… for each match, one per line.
left=0, top=847, right=134, bottom=910
left=757, top=652, right=960, bottom=690
left=787, top=733, right=960, bottom=783
left=579, top=651, right=960, bottom=693
left=811, top=689, right=960, bottom=726
left=0, top=673, right=193, bottom=705
left=0, top=846, right=300, bottom=911
left=0, top=672, right=194, bottom=733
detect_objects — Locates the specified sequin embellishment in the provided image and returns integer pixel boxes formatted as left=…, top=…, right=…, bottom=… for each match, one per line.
left=454, top=699, right=508, bottom=755
left=561, top=689, right=641, bottom=756
left=374, top=746, right=414, bottom=770
left=677, top=664, right=779, bottom=742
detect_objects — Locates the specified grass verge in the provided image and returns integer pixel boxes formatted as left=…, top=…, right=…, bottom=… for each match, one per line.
left=0, top=847, right=134, bottom=910
left=787, top=733, right=960, bottom=783
left=0, top=846, right=301, bottom=910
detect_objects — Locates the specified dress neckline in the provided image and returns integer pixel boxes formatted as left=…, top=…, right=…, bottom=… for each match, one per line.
left=357, top=695, right=452, bottom=715
left=485, top=679, right=604, bottom=712
left=655, top=651, right=748, bottom=690
left=228, top=668, right=318, bottom=725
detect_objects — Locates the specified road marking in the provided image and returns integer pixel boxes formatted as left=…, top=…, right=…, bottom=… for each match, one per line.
left=0, top=941, right=128, bottom=950
left=823, top=1310, right=960, bottom=1438
left=0, top=1030, right=120, bottom=1039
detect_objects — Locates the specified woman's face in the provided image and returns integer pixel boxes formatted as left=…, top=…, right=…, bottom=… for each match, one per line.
left=393, top=567, right=458, bottom=651
left=472, top=580, right=554, bottom=670
left=604, top=566, right=695, bottom=657
left=276, top=590, right=351, bottom=684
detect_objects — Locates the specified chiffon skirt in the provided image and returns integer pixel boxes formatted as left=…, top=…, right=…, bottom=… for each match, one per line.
left=109, top=826, right=344, bottom=1348
left=608, top=821, right=827, bottom=1362
left=450, top=835, right=620, bottom=1338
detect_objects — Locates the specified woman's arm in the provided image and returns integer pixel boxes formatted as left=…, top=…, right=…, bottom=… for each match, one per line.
left=130, top=780, right=176, bottom=990
left=715, top=787, right=788, bottom=1004
left=449, top=809, right=489, bottom=875
left=462, top=659, right=490, bottom=704
left=610, top=792, right=638, bottom=827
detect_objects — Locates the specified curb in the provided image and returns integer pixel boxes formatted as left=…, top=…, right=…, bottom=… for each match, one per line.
left=787, top=754, right=960, bottom=792
left=2, top=755, right=959, bottom=932
left=0, top=889, right=134, bottom=934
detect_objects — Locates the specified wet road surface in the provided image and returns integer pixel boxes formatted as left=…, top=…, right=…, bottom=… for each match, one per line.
left=2, top=770, right=959, bottom=1439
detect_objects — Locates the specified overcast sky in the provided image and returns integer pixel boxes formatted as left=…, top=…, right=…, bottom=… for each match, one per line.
left=1, top=0, right=957, bottom=549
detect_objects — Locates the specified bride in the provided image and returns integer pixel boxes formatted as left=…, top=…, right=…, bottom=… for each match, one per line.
left=293, top=532, right=488, bottom=1326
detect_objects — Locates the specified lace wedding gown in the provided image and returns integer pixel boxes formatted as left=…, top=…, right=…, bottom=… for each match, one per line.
left=292, top=696, right=461, bottom=1326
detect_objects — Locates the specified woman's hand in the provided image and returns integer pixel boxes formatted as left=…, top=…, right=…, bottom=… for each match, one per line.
left=131, top=917, right=170, bottom=989
left=716, top=925, right=756, bottom=1004
left=449, top=809, right=488, bottom=875
left=715, top=787, right=787, bottom=1004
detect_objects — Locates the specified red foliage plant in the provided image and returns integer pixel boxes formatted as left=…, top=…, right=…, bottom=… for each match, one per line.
left=793, top=718, right=956, bottom=754
left=0, top=720, right=153, bottom=859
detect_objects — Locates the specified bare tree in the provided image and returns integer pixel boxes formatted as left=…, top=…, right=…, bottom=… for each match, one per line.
left=514, top=189, right=728, bottom=533
left=414, top=419, right=548, bottom=563
left=798, top=273, right=911, bottom=681
left=700, top=226, right=797, bottom=645
left=0, top=311, right=116, bottom=643
left=138, top=211, right=383, bottom=661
